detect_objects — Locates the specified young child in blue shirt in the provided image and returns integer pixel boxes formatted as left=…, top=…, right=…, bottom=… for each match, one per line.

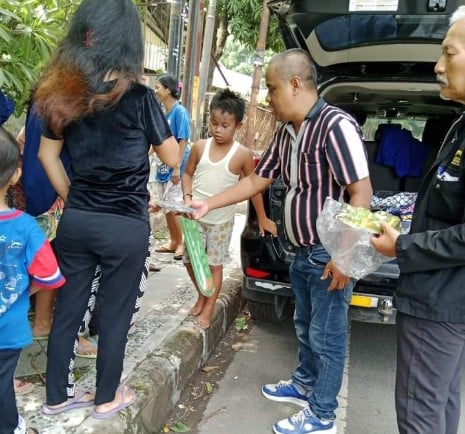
left=0, top=126, right=65, bottom=434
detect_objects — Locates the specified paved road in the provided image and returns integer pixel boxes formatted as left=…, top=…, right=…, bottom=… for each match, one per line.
left=194, top=317, right=465, bottom=434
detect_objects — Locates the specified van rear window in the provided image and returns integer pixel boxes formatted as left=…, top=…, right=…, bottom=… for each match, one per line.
left=315, top=14, right=449, bottom=51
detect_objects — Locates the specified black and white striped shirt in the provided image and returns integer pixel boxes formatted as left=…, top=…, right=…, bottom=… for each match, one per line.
left=256, top=98, right=369, bottom=246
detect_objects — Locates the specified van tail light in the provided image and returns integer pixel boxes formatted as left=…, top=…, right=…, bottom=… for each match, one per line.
left=246, top=267, right=271, bottom=278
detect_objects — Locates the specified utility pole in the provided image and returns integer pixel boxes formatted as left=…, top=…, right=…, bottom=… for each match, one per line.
left=245, top=0, right=270, bottom=148
left=194, top=0, right=216, bottom=141
left=167, top=0, right=184, bottom=78
left=181, top=0, right=203, bottom=130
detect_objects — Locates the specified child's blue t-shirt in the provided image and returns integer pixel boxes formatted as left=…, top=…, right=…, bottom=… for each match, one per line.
left=22, top=104, right=71, bottom=216
left=156, top=102, right=191, bottom=183
left=0, top=209, right=65, bottom=349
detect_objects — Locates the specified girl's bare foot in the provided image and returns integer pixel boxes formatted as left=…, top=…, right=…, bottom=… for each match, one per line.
left=32, top=324, right=51, bottom=339
left=195, top=314, right=211, bottom=329
left=173, top=245, right=184, bottom=260
left=155, top=243, right=177, bottom=253
left=195, top=302, right=215, bottom=330
left=76, top=335, right=98, bottom=358
left=14, top=378, right=34, bottom=395
left=188, top=298, right=205, bottom=316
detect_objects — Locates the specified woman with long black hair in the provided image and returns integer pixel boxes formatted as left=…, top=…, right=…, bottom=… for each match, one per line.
left=34, top=0, right=179, bottom=419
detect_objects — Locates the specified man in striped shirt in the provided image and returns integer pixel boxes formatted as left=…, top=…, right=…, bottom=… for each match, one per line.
left=191, top=48, right=373, bottom=434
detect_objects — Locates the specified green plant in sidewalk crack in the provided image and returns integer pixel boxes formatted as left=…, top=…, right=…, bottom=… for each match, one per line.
left=162, top=421, right=191, bottom=432
left=234, top=316, right=248, bottom=332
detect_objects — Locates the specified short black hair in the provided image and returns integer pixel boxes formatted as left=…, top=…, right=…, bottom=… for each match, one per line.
left=158, top=74, right=181, bottom=100
left=210, top=88, right=245, bottom=123
left=268, top=48, right=317, bottom=89
left=0, top=127, right=19, bottom=188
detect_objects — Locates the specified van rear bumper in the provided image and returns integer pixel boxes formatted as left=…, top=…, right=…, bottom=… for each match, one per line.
left=350, top=294, right=396, bottom=324
left=244, top=276, right=397, bottom=324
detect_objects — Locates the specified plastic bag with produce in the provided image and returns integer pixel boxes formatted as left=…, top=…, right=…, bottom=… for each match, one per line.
left=316, top=197, right=395, bottom=279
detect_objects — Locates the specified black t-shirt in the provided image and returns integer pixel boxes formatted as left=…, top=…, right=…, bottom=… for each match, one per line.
left=43, top=83, right=172, bottom=221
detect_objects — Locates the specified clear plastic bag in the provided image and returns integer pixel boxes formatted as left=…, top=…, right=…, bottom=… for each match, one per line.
left=316, top=197, right=394, bottom=280
left=153, top=200, right=194, bottom=214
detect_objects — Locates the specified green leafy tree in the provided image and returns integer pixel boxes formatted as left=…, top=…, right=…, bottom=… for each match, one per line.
left=0, top=0, right=79, bottom=114
left=207, top=0, right=283, bottom=91
left=217, top=0, right=283, bottom=53
left=221, top=38, right=276, bottom=76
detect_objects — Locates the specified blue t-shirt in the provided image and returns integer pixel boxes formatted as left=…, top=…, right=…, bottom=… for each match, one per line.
left=376, top=126, right=432, bottom=178
left=0, top=90, right=14, bottom=125
left=156, top=102, right=191, bottom=183
left=22, top=105, right=71, bottom=216
left=0, top=209, right=65, bottom=350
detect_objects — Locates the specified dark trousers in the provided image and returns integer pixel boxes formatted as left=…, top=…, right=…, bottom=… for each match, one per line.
left=0, top=349, right=21, bottom=434
left=46, top=209, right=150, bottom=406
left=396, top=312, right=465, bottom=434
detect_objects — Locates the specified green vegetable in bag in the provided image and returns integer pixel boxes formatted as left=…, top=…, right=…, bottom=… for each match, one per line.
left=335, top=203, right=401, bottom=234
left=180, top=217, right=215, bottom=297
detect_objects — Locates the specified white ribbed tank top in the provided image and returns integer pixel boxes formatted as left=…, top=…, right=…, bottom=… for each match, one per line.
left=193, top=137, right=240, bottom=224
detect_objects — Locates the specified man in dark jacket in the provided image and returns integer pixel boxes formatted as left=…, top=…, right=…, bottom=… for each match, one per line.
left=372, top=7, right=465, bottom=434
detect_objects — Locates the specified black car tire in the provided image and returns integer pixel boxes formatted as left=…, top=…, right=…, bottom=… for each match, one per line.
left=247, top=296, right=293, bottom=323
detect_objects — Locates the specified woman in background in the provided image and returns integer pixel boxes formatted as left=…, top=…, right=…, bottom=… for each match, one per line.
left=153, top=74, right=191, bottom=261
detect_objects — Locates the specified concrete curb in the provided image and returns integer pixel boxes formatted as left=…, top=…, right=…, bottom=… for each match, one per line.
left=75, top=269, right=244, bottom=433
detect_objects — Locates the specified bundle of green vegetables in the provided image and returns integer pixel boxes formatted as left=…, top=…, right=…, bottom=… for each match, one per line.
left=335, top=203, right=401, bottom=234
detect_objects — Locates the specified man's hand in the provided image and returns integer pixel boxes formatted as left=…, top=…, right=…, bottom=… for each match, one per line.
left=321, top=260, right=350, bottom=291
left=190, top=200, right=209, bottom=220
left=371, top=221, right=399, bottom=257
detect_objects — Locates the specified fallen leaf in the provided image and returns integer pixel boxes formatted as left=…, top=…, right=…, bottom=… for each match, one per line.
left=201, top=365, right=218, bottom=373
left=170, top=421, right=191, bottom=432
left=204, top=381, right=214, bottom=394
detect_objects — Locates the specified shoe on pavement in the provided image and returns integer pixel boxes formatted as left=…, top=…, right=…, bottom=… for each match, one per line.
left=273, top=407, right=336, bottom=434
left=262, top=380, right=308, bottom=407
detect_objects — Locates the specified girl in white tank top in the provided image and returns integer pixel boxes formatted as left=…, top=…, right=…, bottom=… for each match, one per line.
left=192, top=137, right=241, bottom=225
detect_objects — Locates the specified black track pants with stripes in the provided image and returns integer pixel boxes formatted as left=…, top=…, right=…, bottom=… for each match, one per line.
left=45, top=208, right=150, bottom=406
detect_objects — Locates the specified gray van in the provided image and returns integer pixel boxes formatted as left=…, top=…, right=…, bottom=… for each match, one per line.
left=240, top=0, right=462, bottom=323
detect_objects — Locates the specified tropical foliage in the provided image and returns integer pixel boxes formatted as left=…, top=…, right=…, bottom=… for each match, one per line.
left=206, top=0, right=282, bottom=92
left=221, top=38, right=276, bottom=76
left=0, top=0, right=78, bottom=114
left=0, top=0, right=282, bottom=115
left=217, top=0, right=283, bottom=53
